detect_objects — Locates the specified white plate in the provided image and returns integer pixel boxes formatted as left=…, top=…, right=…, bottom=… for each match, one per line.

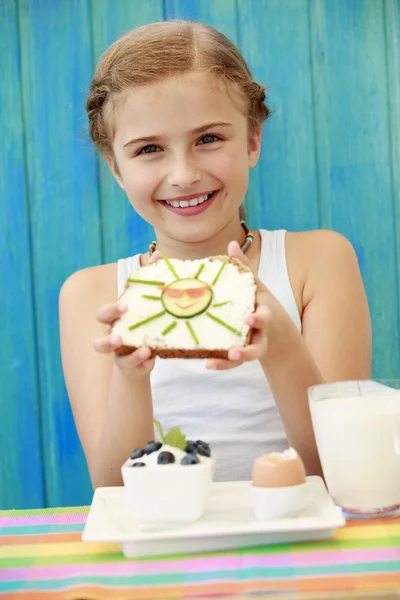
left=82, top=477, right=345, bottom=558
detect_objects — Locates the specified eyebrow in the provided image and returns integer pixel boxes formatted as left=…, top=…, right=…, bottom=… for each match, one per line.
left=122, top=122, right=233, bottom=148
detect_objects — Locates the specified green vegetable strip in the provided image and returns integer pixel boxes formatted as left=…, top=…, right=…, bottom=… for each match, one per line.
left=128, top=310, right=166, bottom=331
left=128, top=278, right=165, bottom=286
left=206, top=312, right=241, bottom=336
left=162, top=255, right=180, bottom=279
left=212, top=261, right=227, bottom=285
left=186, top=321, right=200, bottom=345
left=194, top=263, right=205, bottom=279
left=142, top=295, right=161, bottom=300
left=162, top=321, right=177, bottom=336
left=212, top=301, right=230, bottom=307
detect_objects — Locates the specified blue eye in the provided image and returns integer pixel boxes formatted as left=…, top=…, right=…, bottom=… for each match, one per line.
left=199, top=134, right=220, bottom=144
left=138, top=145, right=159, bottom=154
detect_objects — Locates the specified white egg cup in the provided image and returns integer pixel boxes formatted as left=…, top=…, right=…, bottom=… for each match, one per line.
left=121, top=457, right=215, bottom=523
left=250, top=481, right=310, bottom=520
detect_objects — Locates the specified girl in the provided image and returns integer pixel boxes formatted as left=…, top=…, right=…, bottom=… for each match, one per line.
left=59, top=20, right=371, bottom=488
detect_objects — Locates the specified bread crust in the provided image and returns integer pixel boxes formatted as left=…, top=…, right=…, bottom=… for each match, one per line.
left=115, top=328, right=253, bottom=359
left=114, top=255, right=255, bottom=359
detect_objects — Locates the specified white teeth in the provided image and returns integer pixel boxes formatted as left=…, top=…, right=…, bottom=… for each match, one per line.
left=166, top=193, right=211, bottom=208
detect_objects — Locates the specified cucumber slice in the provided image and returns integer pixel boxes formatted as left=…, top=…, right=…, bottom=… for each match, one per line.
left=161, top=278, right=213, bottom=318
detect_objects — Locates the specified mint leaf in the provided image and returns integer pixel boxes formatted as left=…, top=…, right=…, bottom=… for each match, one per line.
left=154, top=420, right=187, bottom=450
left=164, top=426, right=187, bottom=450
left=153, top=419, right=165, bottom=443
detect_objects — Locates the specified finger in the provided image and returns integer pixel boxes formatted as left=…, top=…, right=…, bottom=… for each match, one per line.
left=206, top=358, right=242, bottom=371
left=96, top=302, right=128, bottom=324
left=227, top=332, right=267, bottom=363
left=227, top=240, right=251, bottom=268
left=250, top=328, right=267, bottom=347
left=149, top=250, right=163, bottom=263
left=115, top=346, right=153, bottom=368
left=93, top=334, right=122, bottom=353
left=227, top=241, right=267, bottom=291
left=140, top=358, right=155, bottom=370
left=245, top=304, right=271, bottom=329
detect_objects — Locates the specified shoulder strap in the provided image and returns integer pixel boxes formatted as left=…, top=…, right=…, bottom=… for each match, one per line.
left=117, top=254, right=141, bottom=297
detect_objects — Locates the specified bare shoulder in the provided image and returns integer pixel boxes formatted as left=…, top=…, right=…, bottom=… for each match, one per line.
left=58, top=262, right=118, bottom=381
left=286, top=229, right=353, bottom=253
left=60, top=263, right=117, bottom=308
left=285, top=229, right=371, bottom=380
left=285, top=229, right=360, bottom=311
left=287, top=228, right=357, bottom=268
left=59, top=262, right=119, bottom=467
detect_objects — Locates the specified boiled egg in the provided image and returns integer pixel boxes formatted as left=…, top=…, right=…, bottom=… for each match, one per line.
left=252, top=447, right=306, bottom=488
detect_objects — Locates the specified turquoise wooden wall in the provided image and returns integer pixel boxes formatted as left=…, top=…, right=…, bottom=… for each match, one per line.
left=1, top=0, right=399, bottom=509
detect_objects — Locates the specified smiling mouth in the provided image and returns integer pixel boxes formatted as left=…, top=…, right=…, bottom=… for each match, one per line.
left=161, top=191, right=217, bottom=208
left=174, top=300, right=199, bottom=309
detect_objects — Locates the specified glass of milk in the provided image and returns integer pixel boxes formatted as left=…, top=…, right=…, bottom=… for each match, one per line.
left=308, top=379, right=400, bottom=518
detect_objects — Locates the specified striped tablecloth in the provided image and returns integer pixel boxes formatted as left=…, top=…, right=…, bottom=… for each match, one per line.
left=0, top=505, right=400, bottom=599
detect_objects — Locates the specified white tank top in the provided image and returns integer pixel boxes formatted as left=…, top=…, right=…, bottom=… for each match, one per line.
left=117, top=230, right=301, bottom=481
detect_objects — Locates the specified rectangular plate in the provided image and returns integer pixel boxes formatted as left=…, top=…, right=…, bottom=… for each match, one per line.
left=82, top=477, right=345, bottom=558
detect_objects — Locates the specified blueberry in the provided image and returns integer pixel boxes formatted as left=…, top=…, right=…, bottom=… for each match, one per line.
left=197, top=447, right=211, bottom=457
left=130, top=448, right=144, bottom=460
left=185, top=440, right=198, bottom=454
left=196, top=440, right=211, bottom=457
left=131, top=462, right=146, bottom=467
left=181, top=453, right=200, bottom=465
left=144, top=441, right=162, bottom=455
left=157, top=451, right=175, bottom=465
left=196, top=439, right=210, bottom=451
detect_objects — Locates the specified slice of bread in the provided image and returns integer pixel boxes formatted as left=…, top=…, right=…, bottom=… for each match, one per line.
left=112, top=255, right=256, bottom=359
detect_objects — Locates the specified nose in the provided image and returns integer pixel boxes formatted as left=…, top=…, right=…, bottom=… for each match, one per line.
left=167, top=153, right=201, bottom=188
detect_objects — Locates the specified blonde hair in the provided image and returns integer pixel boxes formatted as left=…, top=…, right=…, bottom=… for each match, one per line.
left=86, top=20, right=270, bottom=158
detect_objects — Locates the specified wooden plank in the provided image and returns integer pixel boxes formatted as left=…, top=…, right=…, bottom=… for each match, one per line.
left=165, top=0, right=239, bottom=42
left=0, top=0, right=44, bottom=509
left=238, top=0, right=320, bottom=232
left=18, top=0, right=102, bottom=506
left=90, top=0, right=165, bottom=264
left=308, top=0, right=332, bottom=229
left=383, top=0, right=400, bottom=376
left=321, top=0, right=400, bottom=377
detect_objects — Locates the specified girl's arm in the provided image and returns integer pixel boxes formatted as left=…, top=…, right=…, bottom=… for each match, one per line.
left=208, top=230, right=372, bottom=477
left=264, top=230, right=371, bottom=475
left=59, top=264, right=155, bottom=488
left=89, top=364, right=154, bottom=488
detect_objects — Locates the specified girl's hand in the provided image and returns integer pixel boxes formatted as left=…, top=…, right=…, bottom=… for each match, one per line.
left=93, top=251, right=166, bottom=377
left=206, top=241, right=272, bottom=371
left=93, top=302, right=155, bottom=379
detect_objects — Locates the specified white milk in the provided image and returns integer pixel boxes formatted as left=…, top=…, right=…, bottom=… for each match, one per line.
left=310, top=394, right=400, bottom=511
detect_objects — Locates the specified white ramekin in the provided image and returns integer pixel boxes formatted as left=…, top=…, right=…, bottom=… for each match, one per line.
left=250, top=481, right=310, bottom=520
left=121, top=457, right=215, bottom=523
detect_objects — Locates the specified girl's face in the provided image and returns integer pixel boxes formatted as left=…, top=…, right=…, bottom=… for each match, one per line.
left=109, top=72, right=261, bottom=248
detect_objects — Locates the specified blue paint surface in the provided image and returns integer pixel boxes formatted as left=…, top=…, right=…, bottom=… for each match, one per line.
left=1, top=0, right=399, bottom=508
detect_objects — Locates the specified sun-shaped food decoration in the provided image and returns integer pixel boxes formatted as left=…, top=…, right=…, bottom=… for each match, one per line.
left=113, top=255, right=256, bottom=359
